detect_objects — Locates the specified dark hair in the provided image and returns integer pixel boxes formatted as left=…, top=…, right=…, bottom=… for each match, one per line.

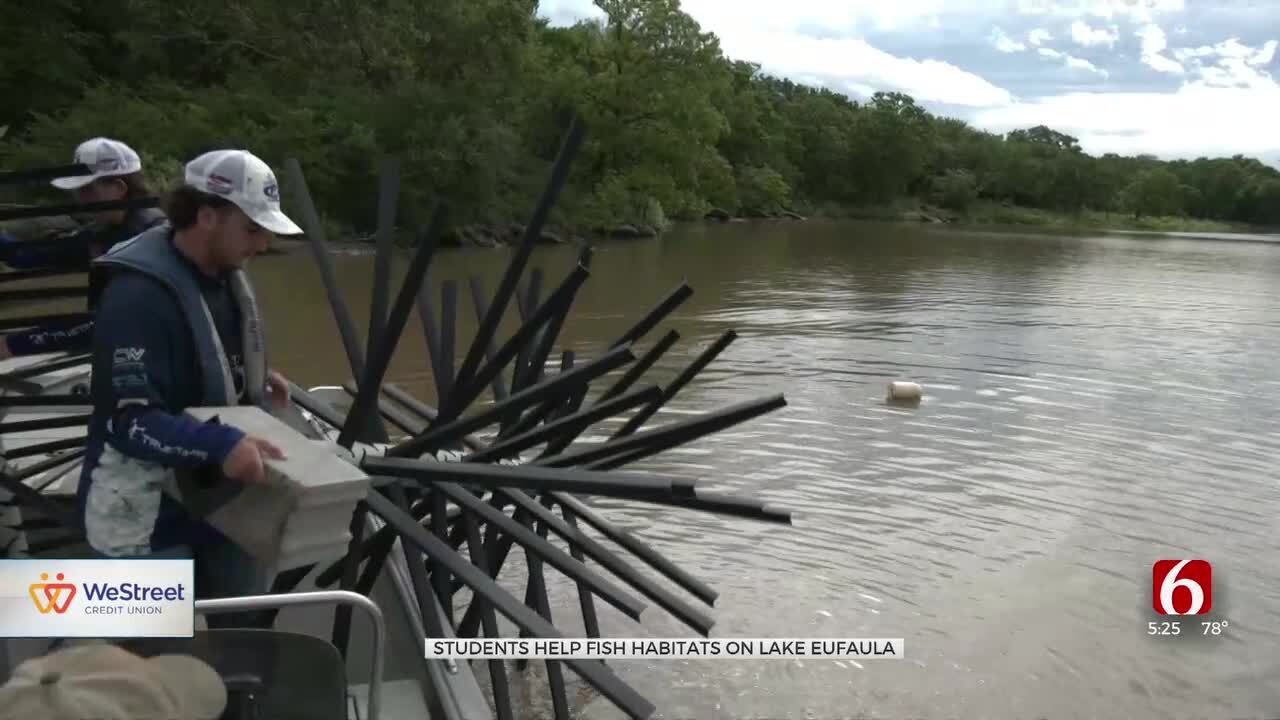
left=118, top=171, right=151, bottom=199
left=163, top=184, right=235, bottom=231
left=90, top=171, right=151, bottom=199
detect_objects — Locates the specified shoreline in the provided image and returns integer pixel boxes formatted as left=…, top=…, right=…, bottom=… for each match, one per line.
left=796, top=199, right=1274, bottom=236
left=8, top=202, right=1268, bottom=257
left=265, top=198, right=1276, bottom=255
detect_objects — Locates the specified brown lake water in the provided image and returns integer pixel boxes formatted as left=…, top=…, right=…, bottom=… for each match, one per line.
left=46, top=218, right=1280, bottom=719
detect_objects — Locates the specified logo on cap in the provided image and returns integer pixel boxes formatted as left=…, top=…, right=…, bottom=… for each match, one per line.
left=207, top=174, right=234, bottom=195
left=263, top=182, right=279, bottom=202
left=29, top=572, right=77, bottom=614
left=96, top=158, right=120, bottom=172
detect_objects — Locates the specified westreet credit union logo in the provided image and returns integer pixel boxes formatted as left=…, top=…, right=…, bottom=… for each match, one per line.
left=29, top=572, right=76, bottom=614
left=0, top=559, right=194, bottom=638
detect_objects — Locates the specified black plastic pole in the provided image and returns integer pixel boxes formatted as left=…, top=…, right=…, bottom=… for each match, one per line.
left=282, top=158, right=387, bottom=442
left=440, top=262, right=592, bottom=425
left=537, top=393, right=786, bottom=470
left=384, top=343, right=632, bottom=458
left=380, top=384, right=485, bottom=452
left=0, top=286, right=87, bottom=303
left=463, top=385, right=661, bottom=463
left=434, top=481, right=647, bottom=620
left=4, top=447, right=85, bottom=482
left=0, top=353, right=90, bottom=380
left=467, top=276, right=509, bottom=403
left=366, top=158, right=400, bottom=369
left=610, top=330, right=737, bottom=440
left=459, top=510, right=516, bottom=720
left=439, top=280, right=457, bottom=409
left=539, top=330, right=680, bottom=458
left=361, top=456, right=691, bottom=499
left=510, top=269, right=544, bottom=396
left=455, top=487, right=717, bottom=637
left=0, top=163, right=92, bottom=186
left=551, top=491, right=718, bottom=605
left=0, top=435, right=85, bottom=460
left=609, top=282, right=693, bottom=349
left=331, top=501, right=368, bottom=658
left=339, top=382, right=423, bottom=436
left=0, top=413, right=91, bottom=434
left=337, top=203, right=446, bottom=449
left=0, top=395, right=92, bottom=408
left=445, top=116, right=586, bottom=417
left=0, top=268, right=84, bottom=285
left=414, top=284, right=451, bottom=407
left=498, top=348, right=575, bottom=440
left=361, top=491, right=656, bottom=720
left=0, top=312, right=90, bottom=332
left=0, top=197, right=158, bottom=222
left=513, top=246, right=592, bottom=393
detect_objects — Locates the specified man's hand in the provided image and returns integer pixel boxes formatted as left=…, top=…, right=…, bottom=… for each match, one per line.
left=266, top=370, right=290, bottom=412
left=221, top=435, right=287, bottom=485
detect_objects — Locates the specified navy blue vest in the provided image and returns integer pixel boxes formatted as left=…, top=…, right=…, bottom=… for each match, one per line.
left=86, top=208, right=166, bottom=304
left=90, top=224, right=271, bottom=521
left=92, top=224, right=269, bottom=408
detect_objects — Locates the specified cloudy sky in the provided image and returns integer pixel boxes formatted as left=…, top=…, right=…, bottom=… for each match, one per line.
left=536, top=0, right=1280, bottom=166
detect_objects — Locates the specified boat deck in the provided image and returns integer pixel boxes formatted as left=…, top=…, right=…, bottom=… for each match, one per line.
left=0, top=354, right=483, bottom=719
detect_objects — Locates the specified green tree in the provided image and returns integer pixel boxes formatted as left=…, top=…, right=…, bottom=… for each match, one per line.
left=1124, top=169, right=1184, bottom=218
left=929, top=169, right=979, bottom=212
left=0, top=0, right=1274, bottom=235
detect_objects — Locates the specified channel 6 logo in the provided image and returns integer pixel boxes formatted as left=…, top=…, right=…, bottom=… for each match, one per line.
left=1152, top=559, right=1212, bottom=615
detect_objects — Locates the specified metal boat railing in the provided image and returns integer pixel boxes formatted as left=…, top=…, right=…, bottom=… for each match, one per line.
left=196, top=590, right=387, bottom=720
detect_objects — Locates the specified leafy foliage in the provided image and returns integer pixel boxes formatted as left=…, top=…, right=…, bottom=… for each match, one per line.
left=2, top=0, right=1276, bottom=236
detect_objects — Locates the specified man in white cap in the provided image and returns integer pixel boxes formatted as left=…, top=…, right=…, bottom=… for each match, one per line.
left=76, top=149, right=301, bottom=626
left=0, top=137, right=166, bottom=359
left=0, top=642, right=227, bottom=720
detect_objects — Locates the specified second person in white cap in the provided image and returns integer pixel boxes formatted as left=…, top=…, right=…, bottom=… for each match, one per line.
left=0, top=137, right=167, bottom=360
left=76, top=148, right=303, bottom=626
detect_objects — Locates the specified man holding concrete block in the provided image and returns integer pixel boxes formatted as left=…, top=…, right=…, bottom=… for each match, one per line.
left=76, top=149, right=303, bottom=626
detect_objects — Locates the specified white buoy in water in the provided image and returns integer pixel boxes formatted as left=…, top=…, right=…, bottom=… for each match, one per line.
left=887, top=381, right=923, bottom=404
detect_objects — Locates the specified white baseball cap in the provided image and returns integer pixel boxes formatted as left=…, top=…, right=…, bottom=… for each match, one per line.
left=50, top=137, right=144, bottom=190
left=184, top=149, right=303, bottom=236
left=0, top=642, right=227, bottom=720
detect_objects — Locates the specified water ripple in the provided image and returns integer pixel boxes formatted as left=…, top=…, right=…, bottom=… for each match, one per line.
left=254, top=224, right=1280, bottom=720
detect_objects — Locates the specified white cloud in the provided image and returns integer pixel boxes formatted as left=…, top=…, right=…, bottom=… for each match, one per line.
left=1069, top=20, right=1118, bottom=48
left=1028, top=29, right=1053, bottom=46
left=537, top=0, right=1009, bottom=107
left=1193, top=38, right=1279, bottom=65
left=539, top=0, right=1013, bottom=107
left=1136, top=24, right=1185, bottom=74
left=534, top=0, right=1278, bottom=164
left=1016, top=0, right=1185, bottom=25
left=1037, top=46, right=1109, bottom=76
left=1256, top=40, right=1279, bottom=65
left=680, top=0, right=950, bottom=35
left=991, top=27, right=1028, bottom=52
left=713, top=27, right=1013, bottom=107
left=1064, top=56, right=1108, bottom=76
left=537, top=0, right=603, bottom=26
left=971, top=77, right=1280, bottom=162
left=1173, top=45, right=1219, bottom=61
left=1172, top=38, right=1280, bottom=89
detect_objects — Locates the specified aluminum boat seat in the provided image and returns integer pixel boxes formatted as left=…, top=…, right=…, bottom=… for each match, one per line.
left=118, top=628, right=348, bottom=720
left=121, top=590, right=385, bottom=720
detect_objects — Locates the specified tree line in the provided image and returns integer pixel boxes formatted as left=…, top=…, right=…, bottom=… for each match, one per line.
left=2, top=0, right=1277, bottom=239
